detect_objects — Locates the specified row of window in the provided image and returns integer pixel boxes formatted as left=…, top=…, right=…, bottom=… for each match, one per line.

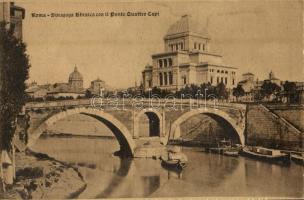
left=159, top=72, right=173, bottom=86
left=194, top=42, right=206, bottom=51
left=210, top=76, right=235, bottom=85
left=169, top=42, right=184, bottom=51
left=169, top=42, right=207, bottom=52
left=209, top=69, right=236, bottom=75
left=156, top=74, right=235, bottom=87
left=159, top=58, right=173, bottom=68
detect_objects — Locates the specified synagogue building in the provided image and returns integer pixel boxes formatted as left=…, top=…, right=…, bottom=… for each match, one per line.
left=142, top=15, right=238, bottom=92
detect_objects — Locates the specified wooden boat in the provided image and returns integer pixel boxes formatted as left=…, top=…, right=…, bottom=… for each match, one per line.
left=161, top=157, right=186, bottom=171
left=160, top=150, right=188, bottom=171
left=240, top=146, right=290, bottom=165
left=208, top=139, right=240, bottom=157
left=291, top=154, right=304, bottom=165
left=208, top=139, right=229, bottom=154
left=223, top=149, right=239, bottom=157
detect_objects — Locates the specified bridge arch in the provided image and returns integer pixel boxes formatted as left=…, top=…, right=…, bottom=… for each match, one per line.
left=27, top=108, right=136, bottom=156
left=168, top=109, right=245, bottom=145
left=133, top=109, right=164, bottom=138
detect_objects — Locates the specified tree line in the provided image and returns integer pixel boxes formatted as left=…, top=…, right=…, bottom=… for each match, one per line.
left=232, top=80, right=300, bottom=103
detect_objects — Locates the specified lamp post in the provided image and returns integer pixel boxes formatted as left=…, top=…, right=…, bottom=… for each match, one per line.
left=148, top=87, right=152, bottom=109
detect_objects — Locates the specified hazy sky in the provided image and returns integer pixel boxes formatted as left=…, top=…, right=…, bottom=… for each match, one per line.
left=18, top=0, right=303, bottom=89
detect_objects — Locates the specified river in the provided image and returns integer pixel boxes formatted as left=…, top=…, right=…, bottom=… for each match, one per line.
left=30, top=136, right=303, bottom=198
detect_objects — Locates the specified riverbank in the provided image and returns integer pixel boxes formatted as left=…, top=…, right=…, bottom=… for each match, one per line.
left=0, top=149, right=86, bottom=199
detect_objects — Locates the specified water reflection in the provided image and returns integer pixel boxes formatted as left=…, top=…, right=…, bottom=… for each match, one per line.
left=96, top=158, right=132, bottom=198
left=31, top=137, right=303, bottom=198
left=166, top=170, right=183, bottom=179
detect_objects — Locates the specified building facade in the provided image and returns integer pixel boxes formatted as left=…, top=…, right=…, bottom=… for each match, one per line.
left=88, top=78, right=106, bottom=95
left=0, top=2, right=25, bottom=39
left=142, top=15, right=237, bottom=92
left=234, top=71, right=304, bottom=103
left=26, top=83, right=51, bottom=99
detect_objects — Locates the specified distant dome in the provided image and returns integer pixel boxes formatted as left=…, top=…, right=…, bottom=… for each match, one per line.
left=165, top=15, right=209, bottom=38
left=69, top=66, right=83, bottom=81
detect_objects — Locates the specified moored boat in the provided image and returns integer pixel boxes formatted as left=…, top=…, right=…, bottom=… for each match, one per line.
left=241, top=146, right=290, bottom=165
left=291, top=153, right=304, bottom=165
left=161, top=157, right=186, bottom=171
left=160, top=147, right=188, bottom=171
left=223, top=149, right=239, bottom=157
left=208, top=139, right=240, bottom=157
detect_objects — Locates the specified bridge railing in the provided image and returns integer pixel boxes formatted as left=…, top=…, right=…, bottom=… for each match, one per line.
left=25, top=98, right=246, bottom=110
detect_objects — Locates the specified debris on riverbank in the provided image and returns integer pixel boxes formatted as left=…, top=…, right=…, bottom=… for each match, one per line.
left=0, top=149, right=86, bottom=199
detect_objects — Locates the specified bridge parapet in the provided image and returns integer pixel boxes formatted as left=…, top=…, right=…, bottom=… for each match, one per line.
left=19, top=99, right=247, bottom=156
left=25, top=98, right=246, bottom=111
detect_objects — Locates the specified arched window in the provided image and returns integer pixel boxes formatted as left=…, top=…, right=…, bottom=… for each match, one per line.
left=203, top=44, right=205, bottom=51
left=159, top=73, right=163, bottom=86
left=181, top=43, right=184, bottom=50
left=176, top=44, right=179, bottom=51
left=194, top=42, right=197, bottom=49
left=210, top=76, right=213, bottom=84
left=159, top=60, right=162, bottom=68
left=198, top=43, right=201, bottom=50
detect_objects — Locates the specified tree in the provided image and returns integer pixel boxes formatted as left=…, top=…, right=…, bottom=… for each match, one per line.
left=0, top=22, right=30, bottom=152
left=260, top=81, right=281, bottom=101
left=233, top=85, right=245, bottom=102
left=283, top=81, right=298, bottom=103
left=215, top=82, right=228, bottom=100
left=85, top=89, right=93, bottom=98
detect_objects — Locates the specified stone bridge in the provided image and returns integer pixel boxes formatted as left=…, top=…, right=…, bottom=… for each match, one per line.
left=19, top=98, right=247, bottom=157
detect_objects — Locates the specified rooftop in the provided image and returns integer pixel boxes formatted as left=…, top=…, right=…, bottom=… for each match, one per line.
left=165, top=15, right=209, bottom=39
left=243, top=72, right=254, bottom=76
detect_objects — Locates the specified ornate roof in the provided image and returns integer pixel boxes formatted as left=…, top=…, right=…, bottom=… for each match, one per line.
left=165, top=15, right=209, bottom=38
left=69, top=66, right=83, bottom=81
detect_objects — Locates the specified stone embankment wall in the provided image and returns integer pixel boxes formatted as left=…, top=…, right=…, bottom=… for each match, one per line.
left=266, top=104, right=304, bottom=132
left=246, top=104, right=303, bottom=151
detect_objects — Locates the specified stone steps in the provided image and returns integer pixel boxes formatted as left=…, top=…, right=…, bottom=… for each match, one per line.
left=246, top=104, right=303, bottom=150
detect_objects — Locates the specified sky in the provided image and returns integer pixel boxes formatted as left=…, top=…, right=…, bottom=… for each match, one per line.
left=16, top=0, right=303, bottom=89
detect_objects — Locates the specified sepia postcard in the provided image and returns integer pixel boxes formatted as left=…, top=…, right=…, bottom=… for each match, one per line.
left=0, top=0, right=303, bottom=199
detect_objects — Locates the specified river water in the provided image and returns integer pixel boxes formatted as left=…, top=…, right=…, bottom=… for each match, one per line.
left=31, top=136, right=303, bottom=198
